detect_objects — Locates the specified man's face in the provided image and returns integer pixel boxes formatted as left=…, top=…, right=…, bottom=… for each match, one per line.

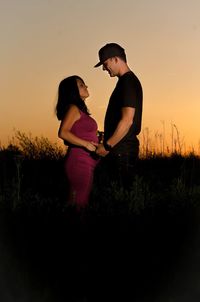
left=102, top=57, right=118, bottom=77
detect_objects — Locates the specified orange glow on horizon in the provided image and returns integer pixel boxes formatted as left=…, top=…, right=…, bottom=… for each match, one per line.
left=1, top=1, right=200, bottom=155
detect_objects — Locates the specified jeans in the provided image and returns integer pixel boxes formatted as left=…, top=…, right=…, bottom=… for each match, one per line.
left=103, top=148, right=139, bottom=190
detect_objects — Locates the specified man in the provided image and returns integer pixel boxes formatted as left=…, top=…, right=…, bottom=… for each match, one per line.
left=94, top=43, right=143, bottom=189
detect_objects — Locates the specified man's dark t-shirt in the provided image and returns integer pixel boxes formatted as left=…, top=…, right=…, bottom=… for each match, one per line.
left=104, top=71, right=143, bottom=155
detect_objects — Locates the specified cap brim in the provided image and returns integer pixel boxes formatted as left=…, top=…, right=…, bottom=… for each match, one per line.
left=94, top=61, right=102, bottom=68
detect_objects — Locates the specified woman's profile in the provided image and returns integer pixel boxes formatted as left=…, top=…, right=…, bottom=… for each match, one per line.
left=56, top=75, right=99, bottom=211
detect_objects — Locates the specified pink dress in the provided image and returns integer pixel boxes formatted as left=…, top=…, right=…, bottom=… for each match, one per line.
left=64, top=110, right=99, bottom=209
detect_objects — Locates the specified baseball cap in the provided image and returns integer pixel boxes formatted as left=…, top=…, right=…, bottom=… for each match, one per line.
left=94, top=43, right=126, bottom=68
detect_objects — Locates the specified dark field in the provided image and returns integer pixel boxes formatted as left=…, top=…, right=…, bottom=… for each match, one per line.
left=1, top=142, right=200, bottom=302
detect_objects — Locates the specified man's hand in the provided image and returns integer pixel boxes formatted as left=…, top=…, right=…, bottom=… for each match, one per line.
left=95, top=143, right=109, bottom=157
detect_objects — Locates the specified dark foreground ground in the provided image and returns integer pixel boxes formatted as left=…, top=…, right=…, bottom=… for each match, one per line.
left=1, top=204, right=200, bottom=302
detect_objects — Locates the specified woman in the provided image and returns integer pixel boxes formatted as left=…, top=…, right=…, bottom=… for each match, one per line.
left=56, top=75, right=99, bottom=210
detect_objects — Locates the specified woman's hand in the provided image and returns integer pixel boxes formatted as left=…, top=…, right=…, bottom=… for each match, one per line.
left=85, top=141, right=98, bottom=152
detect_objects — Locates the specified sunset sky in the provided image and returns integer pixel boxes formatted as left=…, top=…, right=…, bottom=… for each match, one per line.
left=1, top=0, right=200, bottom=153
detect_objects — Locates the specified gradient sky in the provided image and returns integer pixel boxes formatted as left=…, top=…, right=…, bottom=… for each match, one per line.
left=1, top=0, right=200, bottom=152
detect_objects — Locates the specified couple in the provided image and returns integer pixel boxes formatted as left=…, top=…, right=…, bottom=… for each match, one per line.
left=56, top=43, right=143, bottom=211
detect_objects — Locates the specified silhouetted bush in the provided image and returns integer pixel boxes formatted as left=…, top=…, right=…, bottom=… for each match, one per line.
left=1, top=133, right=200, bottom=216
left=1, top=134, right=200, bottom=302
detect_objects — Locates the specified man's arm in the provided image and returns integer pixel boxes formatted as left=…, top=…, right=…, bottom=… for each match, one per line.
left=96, top=107, right=135, bottom=156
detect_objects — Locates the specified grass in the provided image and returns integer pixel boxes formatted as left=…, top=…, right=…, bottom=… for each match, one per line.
left=1, top=131, right=200, bottom=301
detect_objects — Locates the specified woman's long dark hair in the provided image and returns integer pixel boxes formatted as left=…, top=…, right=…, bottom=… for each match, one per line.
left=56, top=75, right=90, bottom=120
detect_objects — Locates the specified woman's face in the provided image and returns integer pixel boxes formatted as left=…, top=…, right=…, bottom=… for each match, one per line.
left=76, top=78, right=89, bottom=100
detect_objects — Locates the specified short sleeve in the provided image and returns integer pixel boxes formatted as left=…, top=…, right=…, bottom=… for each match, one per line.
left=121, top=75, right=137, bottom=108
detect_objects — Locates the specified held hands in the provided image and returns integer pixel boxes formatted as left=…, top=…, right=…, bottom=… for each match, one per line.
left=95, top=143, right=109, bottom=157
left=84, top=141, right=109, bottom=156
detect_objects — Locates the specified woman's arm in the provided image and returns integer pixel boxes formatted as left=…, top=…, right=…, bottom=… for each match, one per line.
left=58, top=105, right=97, bottom=152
